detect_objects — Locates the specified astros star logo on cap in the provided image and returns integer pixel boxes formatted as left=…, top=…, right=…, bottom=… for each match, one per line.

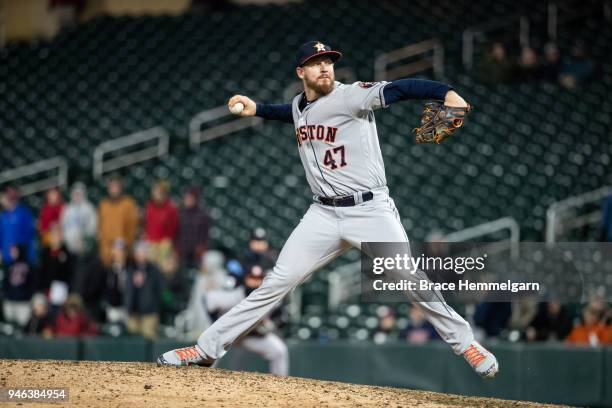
left=314, top=42, right=326, bottom=52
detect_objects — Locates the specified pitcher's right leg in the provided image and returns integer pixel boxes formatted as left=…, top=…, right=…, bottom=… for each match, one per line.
left=158, top=204, right=349, bottom=367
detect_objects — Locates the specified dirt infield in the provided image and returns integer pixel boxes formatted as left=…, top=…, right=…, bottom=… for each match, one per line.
left=1, top=359, right=562, bottom=407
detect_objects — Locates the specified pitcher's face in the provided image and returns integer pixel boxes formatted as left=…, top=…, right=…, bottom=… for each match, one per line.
left=297, top=56, right=335, bottom=96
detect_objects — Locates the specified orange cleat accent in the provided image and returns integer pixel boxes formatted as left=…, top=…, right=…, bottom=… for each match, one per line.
left=157, top=345, right=213, bottom=367
left=462, top=341, right=499, bottom=379
left=463, top=344, right=487, bottom=367
left=175, top=346, right=202, bottom=363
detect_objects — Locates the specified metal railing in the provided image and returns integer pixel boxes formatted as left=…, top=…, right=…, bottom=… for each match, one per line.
left=282, top=67, right=356, bottom=100
left=0, top=157, right=68, bottom=196
left=444, top=216, right=520, bottom=258
left=189, top=105, right=262, bottom=149
left=374, top=39, right=444, bottom=81
left=93, top=126, right=169, bottom=180
left=545, top=186, right=612, bottom=243
left=328, top=260, right=361, bottom=310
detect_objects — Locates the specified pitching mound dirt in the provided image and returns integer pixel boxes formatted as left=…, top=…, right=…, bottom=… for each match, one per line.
left=1, top=359, right=563, bottom=407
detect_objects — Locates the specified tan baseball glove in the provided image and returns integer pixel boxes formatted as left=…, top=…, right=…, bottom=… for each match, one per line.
left=413, top=101, right=472, bottom=144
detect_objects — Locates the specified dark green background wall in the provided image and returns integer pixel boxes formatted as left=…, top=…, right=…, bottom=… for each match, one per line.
left=1, top=338, right=610, bottom=407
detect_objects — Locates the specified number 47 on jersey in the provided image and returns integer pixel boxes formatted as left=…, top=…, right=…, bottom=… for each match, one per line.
left=324, top=145, right=347, bottom=170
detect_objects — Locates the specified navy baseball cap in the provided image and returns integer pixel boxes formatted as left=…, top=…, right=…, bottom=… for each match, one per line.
left=295, top=41, right=342, bottom=67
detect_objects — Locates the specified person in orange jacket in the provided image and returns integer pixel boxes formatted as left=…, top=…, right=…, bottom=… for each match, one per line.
left=97, top=175, right=140, bottom=266
left=566, top=303, right=609, bottom=346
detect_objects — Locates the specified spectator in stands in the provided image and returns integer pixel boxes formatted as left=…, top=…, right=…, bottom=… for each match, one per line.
left=480, top=42, right=514, bottom=84
left=603, top=307, right=612, bottom=344
left=474, top=301, right=512, bottom=338
left=144, top=180, right=178, bottom=271
left=179, top=251, right=231, bottom=340
left=24, top=293, right=53, bottom=337
left=1, top=244, right=36, bottom=327
left=53, top=294, right=98, bottom=336
left=204, top=250, right=234, bottom=291
left=61, top=182, right=97, bottom=300
left=600, top=194, right=612, bottom=241
left=104, top=239, right=128, bottom=324
left=49, top=0, right=85, bottom=29
left=40, top=224, right=73, bottom=309
left=38, top=187, right=64, bottom=249
left=507, top=298, right=538, bottom=339
left=72, top=253, right=107, bottom=322
left=373, top=306, right=398, bottom=344
left=588, top=299, right=608, bottom=321
left=516, top=46, right=539, bottom=82
left=539, top=42, right=562, bottom=83
left=124, top=241, right=163, bottom=338
left=378, top=307, right=396, bottom=333
left=0, top=186, right=37, bottom=265
left=400, top=305, right=439, bottom=344
left=97, top=174, right=139, bottom=266
left=225, top=258, right=245, bottom=289
left=61, top=182, right=97, bottom=260
left=566, top=303, right=609, bottom=346
left=526, top=300, right=573, bottom=342
left=559, top=42, right=594, bottom=89
left=176, top=186, right=209, bottom=270
left=243, top=227, right=277, bottom=268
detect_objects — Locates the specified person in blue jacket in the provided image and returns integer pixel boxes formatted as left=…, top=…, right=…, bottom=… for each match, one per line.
left=0, top=186, right=37, bottom=266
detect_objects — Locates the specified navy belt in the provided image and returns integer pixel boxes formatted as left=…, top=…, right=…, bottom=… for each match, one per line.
left=318, top=191, right=374, bottom=207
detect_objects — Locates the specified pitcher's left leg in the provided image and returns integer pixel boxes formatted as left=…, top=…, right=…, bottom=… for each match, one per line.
left=340, top=193, right=498, bottom=378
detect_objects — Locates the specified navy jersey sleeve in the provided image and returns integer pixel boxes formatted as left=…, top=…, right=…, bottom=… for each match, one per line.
left=382, top=79, right=452, bottom=105
left=255, top=103, right=294, bottom=124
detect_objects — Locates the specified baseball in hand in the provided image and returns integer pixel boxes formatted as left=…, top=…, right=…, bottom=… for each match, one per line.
left=229, top=102, right=244, bottom=115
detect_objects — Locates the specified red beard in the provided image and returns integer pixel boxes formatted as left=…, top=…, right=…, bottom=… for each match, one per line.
left=306, top=75, right=335, bottom=96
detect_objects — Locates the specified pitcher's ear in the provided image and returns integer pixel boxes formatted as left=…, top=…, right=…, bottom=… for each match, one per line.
left=296, top=66, right=304, bottom=79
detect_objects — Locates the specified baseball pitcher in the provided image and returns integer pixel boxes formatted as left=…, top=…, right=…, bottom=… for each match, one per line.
left=158, top=41, right=499, bottom=379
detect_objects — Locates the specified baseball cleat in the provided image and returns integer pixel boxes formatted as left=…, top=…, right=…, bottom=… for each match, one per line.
left=156, top=345, right=213, bottom=367
left=463, top=341, right=499, bottom=379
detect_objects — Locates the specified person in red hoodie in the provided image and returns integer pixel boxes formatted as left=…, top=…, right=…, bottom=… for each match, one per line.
left=39, top=187, right=64, bottom=248
left=144, top=180, right=178, bottom=274
left=53, top=294, right=98, bottom=337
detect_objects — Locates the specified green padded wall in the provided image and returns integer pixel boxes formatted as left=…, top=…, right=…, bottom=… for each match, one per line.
left=1, top=338, right=610, bottom=406
left=0, top=337, right=79, bottom=360
left=82, top=337, right=149, bottom=362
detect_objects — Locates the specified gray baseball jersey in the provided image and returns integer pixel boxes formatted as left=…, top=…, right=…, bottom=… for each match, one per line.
left=292, top=81, right=389, bottom=197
